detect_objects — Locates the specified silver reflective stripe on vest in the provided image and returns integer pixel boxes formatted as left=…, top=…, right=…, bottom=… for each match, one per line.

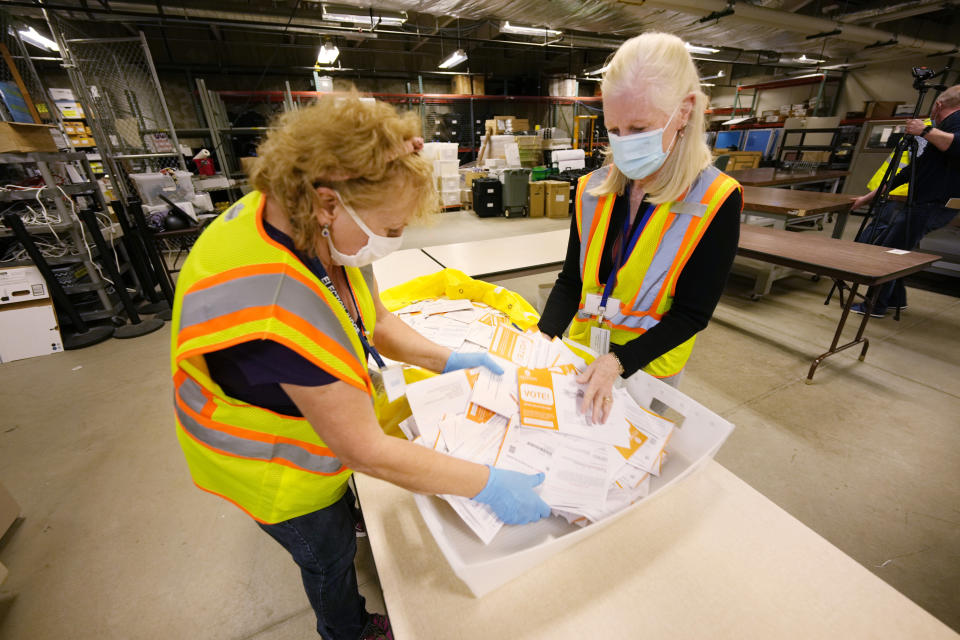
left=176, top=377, right=344, bottom=474
left=577, top=165, right=721, bottom=327
left=359, top=264, right=376, bottom=295
left=180, top=272, right=356, bottom=355
left=578, top=169, right=611, bottom=280
left=222, top=201, right=245, bottom=221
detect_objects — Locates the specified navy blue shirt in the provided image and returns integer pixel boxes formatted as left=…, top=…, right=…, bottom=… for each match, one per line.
left=889, top=110, right=960, bottom=206
left=204, top=220, right=350, bottom=417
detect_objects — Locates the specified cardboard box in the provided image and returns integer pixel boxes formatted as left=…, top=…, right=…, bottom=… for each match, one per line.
left=0, top=481, right=19, bottom=538
left=0, top=122, right=57, bottom=153
left=801, top=150, right=832, bottom=164
left=49, top=87, right=84, bottom=119
left=451, top=74, right=484, bottom=95
left=0, top=266, right=48, bottom=306
left=69, top=135, right=95, bottom=148
left=542, top=180, right=570, bottom=218
left=0, top=480, right=20, bottom=586
left=528, top=181, right=545, bottom=218
left=0, top=299, right=63, bottom=363
left=486, top=117, right=531, bottom=133
left=864, top=101, right=904, bottom=119
left=461, top=170, right=487, bottom=189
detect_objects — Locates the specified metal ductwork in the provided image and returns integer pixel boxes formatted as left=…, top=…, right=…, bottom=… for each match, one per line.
left=322, top=0, right=959, bottom=61
left=835, top=0, right=960, bottom=27
left=13, top=0, right=960, bottom=64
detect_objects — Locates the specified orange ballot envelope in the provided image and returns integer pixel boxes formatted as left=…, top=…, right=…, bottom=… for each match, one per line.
left=517, top=367, right=561, bottom=431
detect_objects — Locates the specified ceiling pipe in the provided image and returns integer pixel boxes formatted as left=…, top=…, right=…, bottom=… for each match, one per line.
left=835, top=0, right=959, bottom=26
left=632, top=0, right=958, bottom=56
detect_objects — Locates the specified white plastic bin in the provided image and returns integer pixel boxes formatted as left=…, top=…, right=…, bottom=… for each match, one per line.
left=439, top=190, right=460, bottom=207
left=433, top=159, right=460, bottom=177
left=421, top=142, right=459, bottom=161
left=412, top=371, right=735, bottom=597
left=437, top=175, right=459, bottom=192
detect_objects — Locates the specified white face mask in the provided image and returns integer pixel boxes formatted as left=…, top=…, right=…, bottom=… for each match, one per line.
left=326, top=191, right=403, bottom=267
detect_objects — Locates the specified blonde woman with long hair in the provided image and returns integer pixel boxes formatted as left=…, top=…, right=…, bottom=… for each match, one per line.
left=170, top=94, right=549, bottom=640
left=539, top=32, right=743, bottom=421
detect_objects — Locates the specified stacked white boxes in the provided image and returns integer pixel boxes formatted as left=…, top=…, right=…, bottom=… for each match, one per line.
left=422, top=142, right=461, bottom=208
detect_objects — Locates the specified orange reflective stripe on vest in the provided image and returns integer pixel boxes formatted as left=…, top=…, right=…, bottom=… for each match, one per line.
left=175, top=374, right=345, bottom=476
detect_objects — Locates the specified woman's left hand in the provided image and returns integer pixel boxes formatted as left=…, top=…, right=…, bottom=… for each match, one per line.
left=577, top=353, right=622, bottom=424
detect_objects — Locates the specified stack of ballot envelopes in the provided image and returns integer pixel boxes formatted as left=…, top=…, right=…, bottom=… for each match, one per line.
left=389, top=298, right=675, bottom=544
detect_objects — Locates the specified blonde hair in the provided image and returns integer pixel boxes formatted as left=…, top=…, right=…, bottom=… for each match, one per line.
left=936, top=85, right=960, bottom=110
left=250, top=92, right=438, bottom=255
left=593, top=32, right=713, bottom=203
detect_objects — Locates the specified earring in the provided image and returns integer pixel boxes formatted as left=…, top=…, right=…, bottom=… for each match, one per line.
left=321, top=224, right=330, bottom=238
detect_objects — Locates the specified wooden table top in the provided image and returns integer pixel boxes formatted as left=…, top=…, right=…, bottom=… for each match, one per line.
left=738, top=224, right=940, bottom=285
left=729, top=167, right=850, bottom=187
left=742, top=186, right=855, bottom=217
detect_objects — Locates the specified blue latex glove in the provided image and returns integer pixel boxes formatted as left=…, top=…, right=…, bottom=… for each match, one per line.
left=443, top=352, right=504, bottom=375
left=472, top=465, right=552, bottom=525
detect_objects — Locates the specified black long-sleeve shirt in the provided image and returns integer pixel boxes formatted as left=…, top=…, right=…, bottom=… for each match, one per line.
left=538, top=185, right=742, bottom=377
left=889, top=110, right=960, bottom=206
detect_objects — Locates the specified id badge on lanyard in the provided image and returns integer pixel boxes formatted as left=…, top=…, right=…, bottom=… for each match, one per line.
left=591, top=202, right=655, bottom=355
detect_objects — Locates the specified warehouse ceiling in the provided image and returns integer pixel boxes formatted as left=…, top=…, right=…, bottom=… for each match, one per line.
left=5, top=0, right=959, bottom=84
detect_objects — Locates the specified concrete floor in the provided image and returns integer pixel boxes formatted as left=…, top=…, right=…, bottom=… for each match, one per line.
left=1, top=208, right=958, bottom=638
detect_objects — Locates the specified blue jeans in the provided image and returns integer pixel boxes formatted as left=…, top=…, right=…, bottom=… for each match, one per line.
left=258, top=488, right=369, bottom=640
left=856, top=201, right=958, bottom=310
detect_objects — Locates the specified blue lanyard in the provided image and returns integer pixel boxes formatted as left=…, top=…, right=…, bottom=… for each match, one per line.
left=598, top=202, right=656, bottom=319
left=310, top=258, right=386, bottom=370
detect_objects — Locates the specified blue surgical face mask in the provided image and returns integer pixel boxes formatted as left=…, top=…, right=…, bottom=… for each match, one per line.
left=608, top=103, right=682, bottom=180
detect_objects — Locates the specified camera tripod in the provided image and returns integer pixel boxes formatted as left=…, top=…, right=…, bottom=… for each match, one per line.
left=826, top=65, right=950, bottom=320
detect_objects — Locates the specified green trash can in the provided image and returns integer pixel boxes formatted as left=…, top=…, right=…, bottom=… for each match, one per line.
left=530, top=166, right=552, bottom=182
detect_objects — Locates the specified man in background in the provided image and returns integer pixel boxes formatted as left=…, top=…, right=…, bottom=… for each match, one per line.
left=851, top=85, right=960, bottom=317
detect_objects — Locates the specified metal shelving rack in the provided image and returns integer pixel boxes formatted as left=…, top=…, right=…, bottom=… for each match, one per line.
left=206, top=89, right=605, bottom=163
left=0, top=151, right=127, bottom=323
left=731, top=72, right=844, bottom=120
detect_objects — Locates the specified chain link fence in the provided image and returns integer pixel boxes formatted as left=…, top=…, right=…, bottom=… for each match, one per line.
left=53, top=17, right=185, bottom=201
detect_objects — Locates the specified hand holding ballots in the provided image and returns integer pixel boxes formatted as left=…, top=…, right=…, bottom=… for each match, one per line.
left=391, top=298, right=676, bottom=544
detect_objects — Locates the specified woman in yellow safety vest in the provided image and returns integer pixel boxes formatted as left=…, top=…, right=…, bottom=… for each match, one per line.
left=539, top=32, right=743, bottom=422
left=170, top=94, right=550, bottom=640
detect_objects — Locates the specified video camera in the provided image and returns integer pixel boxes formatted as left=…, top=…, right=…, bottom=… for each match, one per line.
left=912, top=66, right=948, bottom=92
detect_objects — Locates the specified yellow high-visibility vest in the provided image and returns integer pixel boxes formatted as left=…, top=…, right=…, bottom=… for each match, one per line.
left=171, top=191, right=377, bottom=524
left=570, top=166, right=741, bottom=377
left=867, top=118, right=933, bottom=196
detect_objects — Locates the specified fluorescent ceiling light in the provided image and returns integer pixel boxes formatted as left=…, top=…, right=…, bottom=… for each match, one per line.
left=501, top=21, right=562, bottom=37
left=701, top=70, right=725, bottom=81
left=321, top=4, right=406, bottom=26
left=700, top=82, right=716, bottom=87
left=584, top=64, right=609, bottom=76
left=439, top=48, right=468, bottom=69
left=686, top=43, right=720, bottom=54
left=796, top=54, right=825, bottom=64
left=316, top=42, right=340, bottom=65
left=18, top=26, right=59, bottom=52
